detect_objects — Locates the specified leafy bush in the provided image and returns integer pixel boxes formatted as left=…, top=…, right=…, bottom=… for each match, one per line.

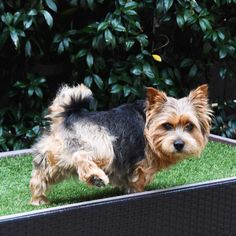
left=0, top=73, right=48, bottom=150
left=211, top=100, right=236, bottom=139
left=1, top=0, right=236, bottom=150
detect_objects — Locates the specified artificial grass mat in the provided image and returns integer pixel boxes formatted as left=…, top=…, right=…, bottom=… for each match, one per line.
left=1, top=141, right=236, bottom=217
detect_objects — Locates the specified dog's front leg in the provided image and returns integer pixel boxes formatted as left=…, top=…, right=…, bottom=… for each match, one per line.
left=127, top=166, right=147, bottom=193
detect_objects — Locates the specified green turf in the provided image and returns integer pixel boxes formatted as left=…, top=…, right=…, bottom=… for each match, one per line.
left=1, top=141, right=236, bottom=216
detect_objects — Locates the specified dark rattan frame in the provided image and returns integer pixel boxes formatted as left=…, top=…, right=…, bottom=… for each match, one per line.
left=0, top=134, right=236, bottom=236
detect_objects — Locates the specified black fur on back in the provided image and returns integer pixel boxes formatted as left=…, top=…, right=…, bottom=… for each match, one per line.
left=60, top=95, right=93, bottom=118
left=62, top=100, right=147, bottom=185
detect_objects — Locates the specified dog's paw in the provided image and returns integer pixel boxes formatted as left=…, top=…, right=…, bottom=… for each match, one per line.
left=89, top=175, right=106, bottom=187
left=30, top=196, right=50, bottom=206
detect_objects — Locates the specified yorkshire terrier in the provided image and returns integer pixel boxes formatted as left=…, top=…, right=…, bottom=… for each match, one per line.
left=30, top=84, right=212, bottom=205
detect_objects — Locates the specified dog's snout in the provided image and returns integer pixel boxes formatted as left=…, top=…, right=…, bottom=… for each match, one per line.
left=174, top=140, right=185, bottom=151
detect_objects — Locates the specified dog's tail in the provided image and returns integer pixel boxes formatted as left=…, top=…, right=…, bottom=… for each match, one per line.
left=47, top=84, right=93, bottom=122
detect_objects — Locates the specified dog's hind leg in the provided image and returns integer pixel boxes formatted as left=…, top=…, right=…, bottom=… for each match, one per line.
left=73, top=151, right=109, bottom=187
left=29, top=169, right=51, bottom=206
left=29, top=151, right=65, bottom=206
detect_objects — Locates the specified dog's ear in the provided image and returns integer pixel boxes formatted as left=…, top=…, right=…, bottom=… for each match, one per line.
left=146, top=87, right=167, bottom=109
left=188, top=84, right=212, bottom=139
left=188, top=84, right=208, bottom=104
left=188, top=84, right=209, bottom=115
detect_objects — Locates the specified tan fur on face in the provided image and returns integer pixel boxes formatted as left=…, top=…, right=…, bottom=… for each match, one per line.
left=145, top=85, right=212, bottom=157
left=130, top=84, right=213, bottom=192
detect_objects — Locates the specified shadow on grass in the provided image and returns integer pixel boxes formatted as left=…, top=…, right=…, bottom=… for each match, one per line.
left=48, top=183, right=170, bottom=206
left=49, top=187, right=123, bottom=206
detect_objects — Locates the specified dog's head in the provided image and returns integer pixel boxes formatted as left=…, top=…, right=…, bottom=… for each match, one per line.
left=145, top=84, right=213, bottom=160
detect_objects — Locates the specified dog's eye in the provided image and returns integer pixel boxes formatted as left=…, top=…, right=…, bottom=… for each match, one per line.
left=163, top=123, right=173, bottom=131
left=185, top=122, right=194, bottom=132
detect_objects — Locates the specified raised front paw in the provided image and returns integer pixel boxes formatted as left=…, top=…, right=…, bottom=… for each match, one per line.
left=88, top=175, right=109, bottom=187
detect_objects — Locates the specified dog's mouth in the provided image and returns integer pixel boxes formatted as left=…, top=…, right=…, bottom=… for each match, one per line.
left=157, top=147, right=188, bottom=159
left=172, top=148, right=201, bottom=158
left=172, top=150, right=188, bottom=158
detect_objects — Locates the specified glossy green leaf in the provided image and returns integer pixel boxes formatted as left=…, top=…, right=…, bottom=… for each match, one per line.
left=124, top=1, right=138, bottom=10
left=111, top=19, right=126, bottom=32
left=23, top=18, right=33, bottom=29
left=40, top=10, right=53, bottom=28
left=199, top=18, right=212, bottom=31
left=164, top=0, right=174, bottom=11
left=84, top=75, right=93, bottom=87
left=76, top=49, right=88, bottom=58
left=92, top=35, right=103, bottom=49
left=176, top=15, right=185, bottom=28
left=130, top=66, right=142, bottom=75
left=13, top=12, right=22, bottom=25
left=35, top=87, right=43, bottom=98
left=38, top=78, right=46, bottom=84
left=58, top=41, right=64, bottom=54
left=53, top=34, right=62, bottom=43
left=63, top=38, right=70, bottom=49
left=1, top=13, right=13, bottom=25
left=217, top=31, right=225, bottom=40
left=87, top=0, right=95, bottom=10
left=86, top=53, right=94, bottom=68
left=219, top=48, right=227, bottom=59
left=17, top=30, right=25, bottom=37
left=164, top=78, right=174, bottom=85
left=130, top=87, right=140, bottom=96
left=97, top=21, right=109, bottom=32
left=123, top=85, right=131, bottom=97
left=125, top=10, right=137, bottom=16
left=125, top=39, right=135, bottom=51
left=45, top=0, right=57, bottom=12
left=108, top=75, right=117, bottom=85
left=188, top=64, right=198, bottom=77
left=10, top=29, right=19, bottom=48
left=212, top=32, right=218, bottom=42
left=32, top=125, right=40, bottom=134
left=219, top=67, right=227, bottom=79
left=28, top=87, right=34, bottom=96
left=104, top=29, right=113, bottom=44
left=143, top=64, right=155, bottom=79
left=25, top=40, right=32, bottom=57
left=93, top=74, right=103, bottom=89
left=111, top=84, right=123, bottom=93
left=28, top=9, right=38, bottom=16
left=227, top=45, right=235, bottom=55
left=136, top=34, right=148, bottom=48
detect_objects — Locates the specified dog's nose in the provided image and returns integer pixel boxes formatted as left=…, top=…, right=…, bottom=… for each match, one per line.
left=174, top=140, right=185, bottom=151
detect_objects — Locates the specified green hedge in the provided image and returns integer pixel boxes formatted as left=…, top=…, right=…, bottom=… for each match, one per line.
left=1, top=0, right=236, bottom=150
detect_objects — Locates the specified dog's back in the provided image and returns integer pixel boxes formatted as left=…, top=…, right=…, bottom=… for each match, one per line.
left=61, top=100, right=146, bottom=187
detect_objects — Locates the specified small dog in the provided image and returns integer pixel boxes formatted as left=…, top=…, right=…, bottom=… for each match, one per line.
left=30, top=84, right=212, bottom=205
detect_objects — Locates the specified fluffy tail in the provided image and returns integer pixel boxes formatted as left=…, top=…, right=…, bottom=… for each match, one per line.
left=47, top=84, right=93, bottom=123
